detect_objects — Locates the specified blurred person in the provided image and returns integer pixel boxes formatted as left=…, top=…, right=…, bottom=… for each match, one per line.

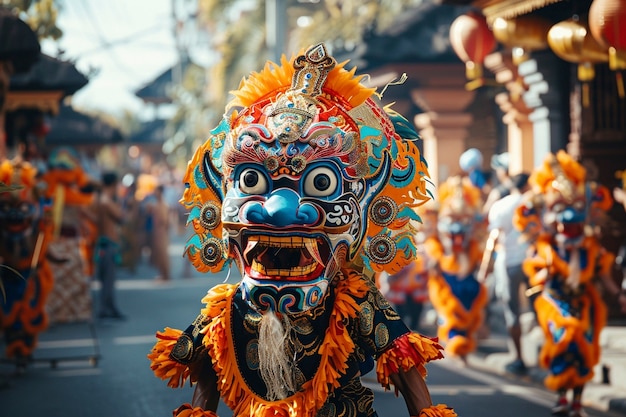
left=482, top=152, right=514, bottom=215
left=94, top=171, right=125, bottom=320
left=424, top=175, right=489, bottom=365
left=146, top=184, right=170, bottom=281
left=120, top=176, right=141, bottom=274
left=478, top=172, right=533, bottom=375
left=513, top=151, right=623, bottom=417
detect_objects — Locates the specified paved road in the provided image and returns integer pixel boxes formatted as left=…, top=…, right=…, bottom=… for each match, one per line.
left=1, top=234, right=623, bottom=417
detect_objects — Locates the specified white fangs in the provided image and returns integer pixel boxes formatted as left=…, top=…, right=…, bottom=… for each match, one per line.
left=305, top=239, right=324, bottom=266
left=247, top=236, right=326, bottom=278
left=251, top=259, right=318, bottom=277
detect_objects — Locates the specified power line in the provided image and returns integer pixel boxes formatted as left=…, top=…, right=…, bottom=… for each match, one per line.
left=74, top=0, right=163, bottom=80
left=75, top=23, right=173, bottom=57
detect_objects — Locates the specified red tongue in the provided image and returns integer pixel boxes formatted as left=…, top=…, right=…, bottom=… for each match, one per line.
left=561, top=223, right=584, bottom=238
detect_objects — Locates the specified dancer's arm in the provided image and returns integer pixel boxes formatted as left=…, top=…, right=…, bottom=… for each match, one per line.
left=190, top=352, right=220, bottom=411
left=391, top=367, right=433, bottom=414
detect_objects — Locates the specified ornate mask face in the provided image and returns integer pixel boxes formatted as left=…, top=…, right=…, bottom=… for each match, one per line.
left=183, top=44, right=431, bottom=314
left=436, top=176, right=481, bottom=253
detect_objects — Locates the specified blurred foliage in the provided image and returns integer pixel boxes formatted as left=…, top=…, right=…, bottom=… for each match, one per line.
left=291, top=0, right=427, bottom=52
left=190, top=0, right=424, bottom=119
left=166, top=0, right=424, bottom=166
left=2, top=0, right=63, bottom=40
left=164, top=61, right=217, bottom=168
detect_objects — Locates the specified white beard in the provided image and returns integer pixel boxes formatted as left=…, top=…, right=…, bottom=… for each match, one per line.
left=258, top=311, right=297, bottom=400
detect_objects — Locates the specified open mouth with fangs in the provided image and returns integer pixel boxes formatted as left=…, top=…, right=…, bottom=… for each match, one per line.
left=242, top=234, right=330, bottom=282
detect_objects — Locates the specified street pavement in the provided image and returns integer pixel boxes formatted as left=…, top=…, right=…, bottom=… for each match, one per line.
left=2, top=230, right=626, bottom=415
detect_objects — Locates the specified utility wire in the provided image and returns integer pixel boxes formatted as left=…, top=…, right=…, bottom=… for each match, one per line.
left=74, top=0, right=167, bottom=81
left=76, top=23, right=173, bottom=56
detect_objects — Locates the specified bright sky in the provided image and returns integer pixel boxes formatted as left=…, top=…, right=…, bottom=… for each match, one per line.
left=41, top=0, right=180, bottom=116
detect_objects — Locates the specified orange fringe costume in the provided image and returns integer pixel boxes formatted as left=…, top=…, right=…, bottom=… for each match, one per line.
left=0, top=158, right=54, bottom=363
left=149, top=44, right=457, bottom=417
left=513, top=151, right=616, bottom=406
left=424, top=176, right=488, bottom=359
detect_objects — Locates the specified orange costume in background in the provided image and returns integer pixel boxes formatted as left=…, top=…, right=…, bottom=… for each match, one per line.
left=424, top=176, right=488, bottom=360
left=0, top=158, right=54, bottom=365
left=513, top=150, right=617, bottom=416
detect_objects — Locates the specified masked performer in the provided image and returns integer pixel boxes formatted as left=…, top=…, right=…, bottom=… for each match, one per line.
left=41, top=147, right=96, bottom=324
left=0, top=157, right=53, bottom=368
left=148, top=44, right=456, bottom=417
left=424, top=176, right=488, bottom=364
left=513, top=150, right=621, bottom=417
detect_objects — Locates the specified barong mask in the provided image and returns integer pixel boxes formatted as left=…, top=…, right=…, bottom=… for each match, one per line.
left=182, top=44, right=431, bottom=314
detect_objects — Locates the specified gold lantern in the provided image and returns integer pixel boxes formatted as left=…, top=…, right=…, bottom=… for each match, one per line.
left=492, top=15, right=553, bottom=65
left=547, top=18, right=609, bottom=106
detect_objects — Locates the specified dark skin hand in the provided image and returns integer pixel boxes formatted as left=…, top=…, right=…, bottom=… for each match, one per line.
left=190, top=350, right=220, bottom=412
left=391, top=367, right=433, bottom=416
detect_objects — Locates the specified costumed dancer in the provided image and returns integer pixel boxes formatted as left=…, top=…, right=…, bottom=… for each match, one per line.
left=41, top=147, right=96, bottom=324
left=148, top=44, right=457, bottom=417
left=424, top=175, right=489, bottom=364
left=513, top=150, right=623, bottom=417
left=0, top=157, right=53, bottom=368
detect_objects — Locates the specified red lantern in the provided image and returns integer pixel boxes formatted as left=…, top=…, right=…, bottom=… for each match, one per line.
left=589, top=0, right=626, bottom=97
left=449, top=11, right=497, bottom=81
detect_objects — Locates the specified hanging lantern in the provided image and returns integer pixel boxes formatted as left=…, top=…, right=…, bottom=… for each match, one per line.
left=492, top=15, right=553, bottom=65
left=589, top=0, right=626, bottom=97
left=547, top=18, right=609, bottom=106
left=449, top=11, right=497, bottom=82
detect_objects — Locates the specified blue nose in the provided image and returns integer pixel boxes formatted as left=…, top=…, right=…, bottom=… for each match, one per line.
left=241, top=189, right=319, bottom=227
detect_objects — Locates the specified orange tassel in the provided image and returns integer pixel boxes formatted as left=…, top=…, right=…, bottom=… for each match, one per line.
left=417, top=404, right=458, bottom=417
left=148, top=328, right=191, bottom=388
left=376, top=333, right=445, bottom=388
left=174, top=404, right=219, bottom=417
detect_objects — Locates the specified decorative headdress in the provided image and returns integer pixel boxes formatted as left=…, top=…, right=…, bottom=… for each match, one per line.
left=437, top=175, right=482, bottom=219
left=515, top=150, right=612, bottom=241
left=182, top=44, right=431, bottom=296
left=0, top=159, right=37, bottom=201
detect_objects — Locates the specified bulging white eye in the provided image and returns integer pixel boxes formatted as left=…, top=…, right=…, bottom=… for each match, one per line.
left=239, top=168, right=268, bottom=195
left=303, top=166, right=338, bottom=197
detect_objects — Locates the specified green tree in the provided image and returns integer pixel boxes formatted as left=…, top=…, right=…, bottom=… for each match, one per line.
left=2, top=0, right=63, bottom=40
